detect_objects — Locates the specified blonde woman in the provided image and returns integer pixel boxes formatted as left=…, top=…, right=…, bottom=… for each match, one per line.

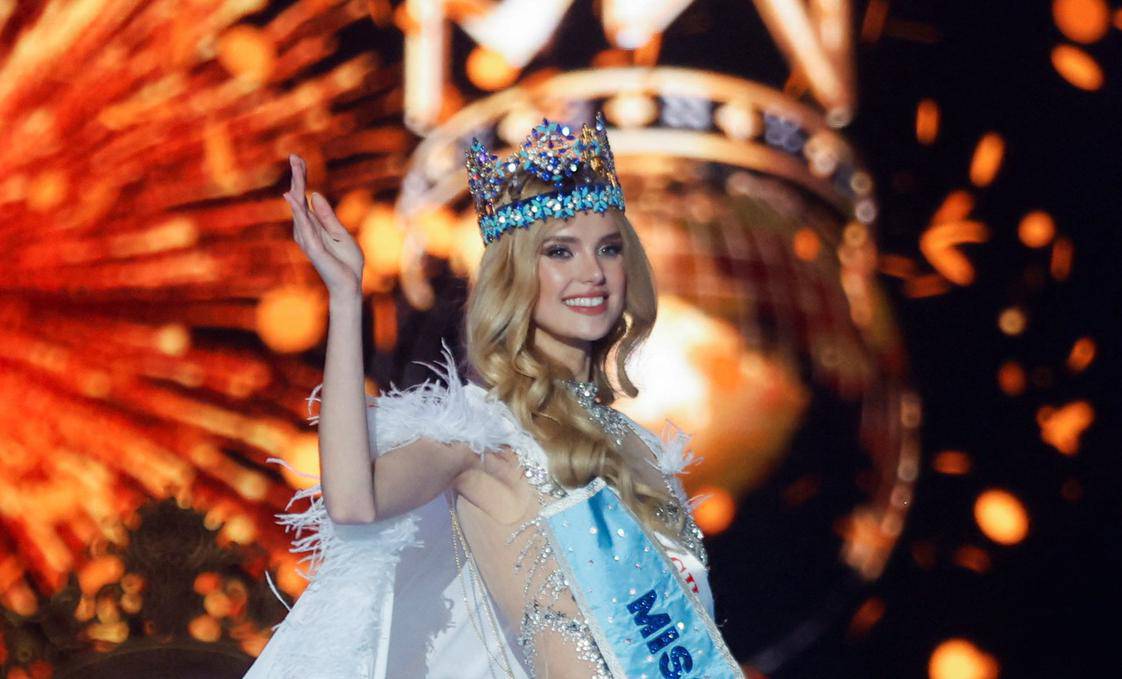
left=246, top=116, right=742, bottom=678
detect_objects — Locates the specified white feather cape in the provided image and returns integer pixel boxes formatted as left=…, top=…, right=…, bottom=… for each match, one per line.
left=244, top=347, right=704, bottom=678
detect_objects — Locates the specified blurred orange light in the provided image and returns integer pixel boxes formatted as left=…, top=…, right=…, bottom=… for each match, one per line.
left=120, top=573, right=145, bottom=594
left=27, top=170, right=69, bottom=212
left=221, top=513, right=259, bottom=544
left=335, top=190, right=375, bottom=232
left=919, top=220, right=989, bottom=286
left=997, top=307, right=1027, bottom=336
left=1050, top=236, right=1074, bottom=280
left=121, top=591, right=143, bottom=614
left=360, top=205, right=406, bottom=284
left=604, top=92, right=658, bottom=128
left=1053, top=0, right=1110, bottom=44
left=4, top=581, right=38, bottom=616
left=466, top=47, right=520, bottom=91
left=1051, top=44, right=1104, bottom=90
left=87, top=620, right=129, bottom=644
left=847, top=596, right=885, bottom=637
left=1067, top=337, right=1095, bottom=372
left=974, top=489, right=1029, bottom=546
left=1037, top=400, right=1094, bottom=455
left=903, top=273, right=952, bottom=299
left=74, top=595, right=96, bottom=622
left=931, top=450, right=972, bottom=476
left=996, top=360, right=1027, bottom=396
left=78, top=556, right=125, bottom=597
left=95, top=595, right=120, bottom=624
left=792, top=227, right=821, bottom=261
left=256, top=286, right=327, bottom=354
left=692, top=486, right=736, bottom=535
left=929, top=638, right=1000, bottom=679
left=952, top=545, right=991, bottom=574
left=968, top=133, right=1004, bottom=187
left=217, top=25, right=276, bottom=85
left=878, top=253, right=917, bottom=279
left=418, top=207, right=459, bottom=259
left=241, top=632, right=270, bottom=658
left=1017, top=211, right=1056, bottom=248
left=194, top=571, right=222, bottom=596
left=280, top=432, right=321, bottom=491
left=274, top=557, right=310, bottom=598
left=931, top=190, right=974, bottom=225
left=204, top=590, right=233, bottom=618
left=373, top=292, right=400, bottom=349
left=188, top=614, right=222, bottom=642
left=155, top=323, right=191, bottom=356
left=915, top=98, right=940, bottom=145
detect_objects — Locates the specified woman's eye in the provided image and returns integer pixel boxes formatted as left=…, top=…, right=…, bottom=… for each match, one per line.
left=545, top=247, right=571, bottom=258
left=600, top=243, right=623, bottom=256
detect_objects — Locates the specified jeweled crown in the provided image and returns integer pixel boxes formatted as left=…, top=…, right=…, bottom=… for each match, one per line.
left=465, top=112, right=625, bottom=245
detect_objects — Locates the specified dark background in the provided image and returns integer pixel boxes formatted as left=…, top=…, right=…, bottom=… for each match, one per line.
left=785, top=1, right=1120, bottom=676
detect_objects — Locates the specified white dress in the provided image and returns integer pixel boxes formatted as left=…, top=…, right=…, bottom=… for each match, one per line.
left=245, top=348, right=715, bottom=678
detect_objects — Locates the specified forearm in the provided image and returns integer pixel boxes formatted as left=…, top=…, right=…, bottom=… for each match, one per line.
left=317, top=293, right=377, bottom=523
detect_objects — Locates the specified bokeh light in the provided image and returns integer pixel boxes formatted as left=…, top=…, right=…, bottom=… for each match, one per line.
left=974, top=489, right=1030, bottom=546
left=929, top=638, right=1000, bottom=679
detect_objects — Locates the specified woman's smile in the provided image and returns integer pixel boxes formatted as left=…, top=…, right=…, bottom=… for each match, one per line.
left=563, top=294, right=609, bottom=314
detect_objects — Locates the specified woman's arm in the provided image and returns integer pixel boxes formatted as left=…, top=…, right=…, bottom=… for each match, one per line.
left=319, top=296, right=479, bottom=524
left=316, top=294, right=376, bottom=524
left=286, top=154, right=478, bottom=524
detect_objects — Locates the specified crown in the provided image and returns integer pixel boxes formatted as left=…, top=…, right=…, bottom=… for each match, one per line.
left=465, top=112, right=625, bottom=245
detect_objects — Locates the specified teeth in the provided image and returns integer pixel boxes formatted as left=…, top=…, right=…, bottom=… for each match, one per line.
left=564, top=296, right=605, bottom=307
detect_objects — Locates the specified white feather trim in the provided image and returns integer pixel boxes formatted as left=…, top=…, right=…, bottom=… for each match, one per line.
left=269, top=340, right=516, bottom=583
left=649, top=418, right=702, bottom=477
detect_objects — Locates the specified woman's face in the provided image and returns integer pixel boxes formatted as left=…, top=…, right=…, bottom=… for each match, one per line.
left=533, top=210, right=627, bottom=349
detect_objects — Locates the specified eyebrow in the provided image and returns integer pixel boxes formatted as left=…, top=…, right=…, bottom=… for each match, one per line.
left=543, top=232, right=623, bottom=245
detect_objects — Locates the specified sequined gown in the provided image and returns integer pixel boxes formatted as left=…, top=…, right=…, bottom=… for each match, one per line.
left=244, top=353, right=715, bottom=679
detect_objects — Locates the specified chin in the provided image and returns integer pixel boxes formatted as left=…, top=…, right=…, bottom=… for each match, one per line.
left=539, top=308, right=623, bottom=345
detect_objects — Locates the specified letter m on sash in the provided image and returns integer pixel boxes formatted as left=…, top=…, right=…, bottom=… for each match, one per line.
left=626, top=589, right=671, bottom=637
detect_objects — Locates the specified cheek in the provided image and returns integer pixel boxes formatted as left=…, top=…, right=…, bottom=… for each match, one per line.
left=609, top=260, right=627, bottom=297
left=536, top=259, right=563, bottom=306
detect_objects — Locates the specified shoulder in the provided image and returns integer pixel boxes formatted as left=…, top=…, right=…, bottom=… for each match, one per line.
left=364, top=343, right=523, bottom=456
left=463, top=382, right=555, bottom=469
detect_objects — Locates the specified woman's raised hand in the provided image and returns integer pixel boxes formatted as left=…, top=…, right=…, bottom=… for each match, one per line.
left=283, top=154, right=365, bottom=300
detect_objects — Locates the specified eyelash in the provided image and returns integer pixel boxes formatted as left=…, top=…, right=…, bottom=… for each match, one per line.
left=545, top=244, right=623, bottom=259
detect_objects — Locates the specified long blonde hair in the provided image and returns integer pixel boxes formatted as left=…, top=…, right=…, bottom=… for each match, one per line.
left=464, top=207, right=681, bottom=537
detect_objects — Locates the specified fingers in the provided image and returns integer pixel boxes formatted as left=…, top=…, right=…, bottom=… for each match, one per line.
left=285, top=155, right=341, bottom=244
left=285, top=193, right=316, bottom=251
left=288, top=154, right=306, bottom=198
left=285, top=154, right=315, bottom=242
left=310, top=192, right=347, bottom=236
left=307, top=203, right=342, bottom=243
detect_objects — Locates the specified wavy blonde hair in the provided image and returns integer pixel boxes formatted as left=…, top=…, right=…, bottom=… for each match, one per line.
left=465, top=206, right=681, bottom=538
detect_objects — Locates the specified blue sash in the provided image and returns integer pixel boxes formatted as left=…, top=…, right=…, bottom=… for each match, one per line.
left=540, top=479, right=742, bottom=678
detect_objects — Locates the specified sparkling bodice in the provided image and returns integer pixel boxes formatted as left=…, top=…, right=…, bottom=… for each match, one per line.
left=452, top=383, right=711, bottom=679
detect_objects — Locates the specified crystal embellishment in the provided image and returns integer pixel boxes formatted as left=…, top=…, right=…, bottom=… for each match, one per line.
left=561, top=378, right=629, bottom=447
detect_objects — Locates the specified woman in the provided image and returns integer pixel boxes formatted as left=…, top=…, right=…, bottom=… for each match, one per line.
left=246, top=116, right=742, bottom=678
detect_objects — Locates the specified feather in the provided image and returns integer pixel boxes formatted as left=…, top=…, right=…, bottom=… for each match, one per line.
left=266, top=339, right=520, bottom=592
left=649, top=417, right=703, bottom=477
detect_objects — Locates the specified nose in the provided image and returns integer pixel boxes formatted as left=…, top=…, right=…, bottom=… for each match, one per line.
left=578, top=249, right=607, bottom=284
